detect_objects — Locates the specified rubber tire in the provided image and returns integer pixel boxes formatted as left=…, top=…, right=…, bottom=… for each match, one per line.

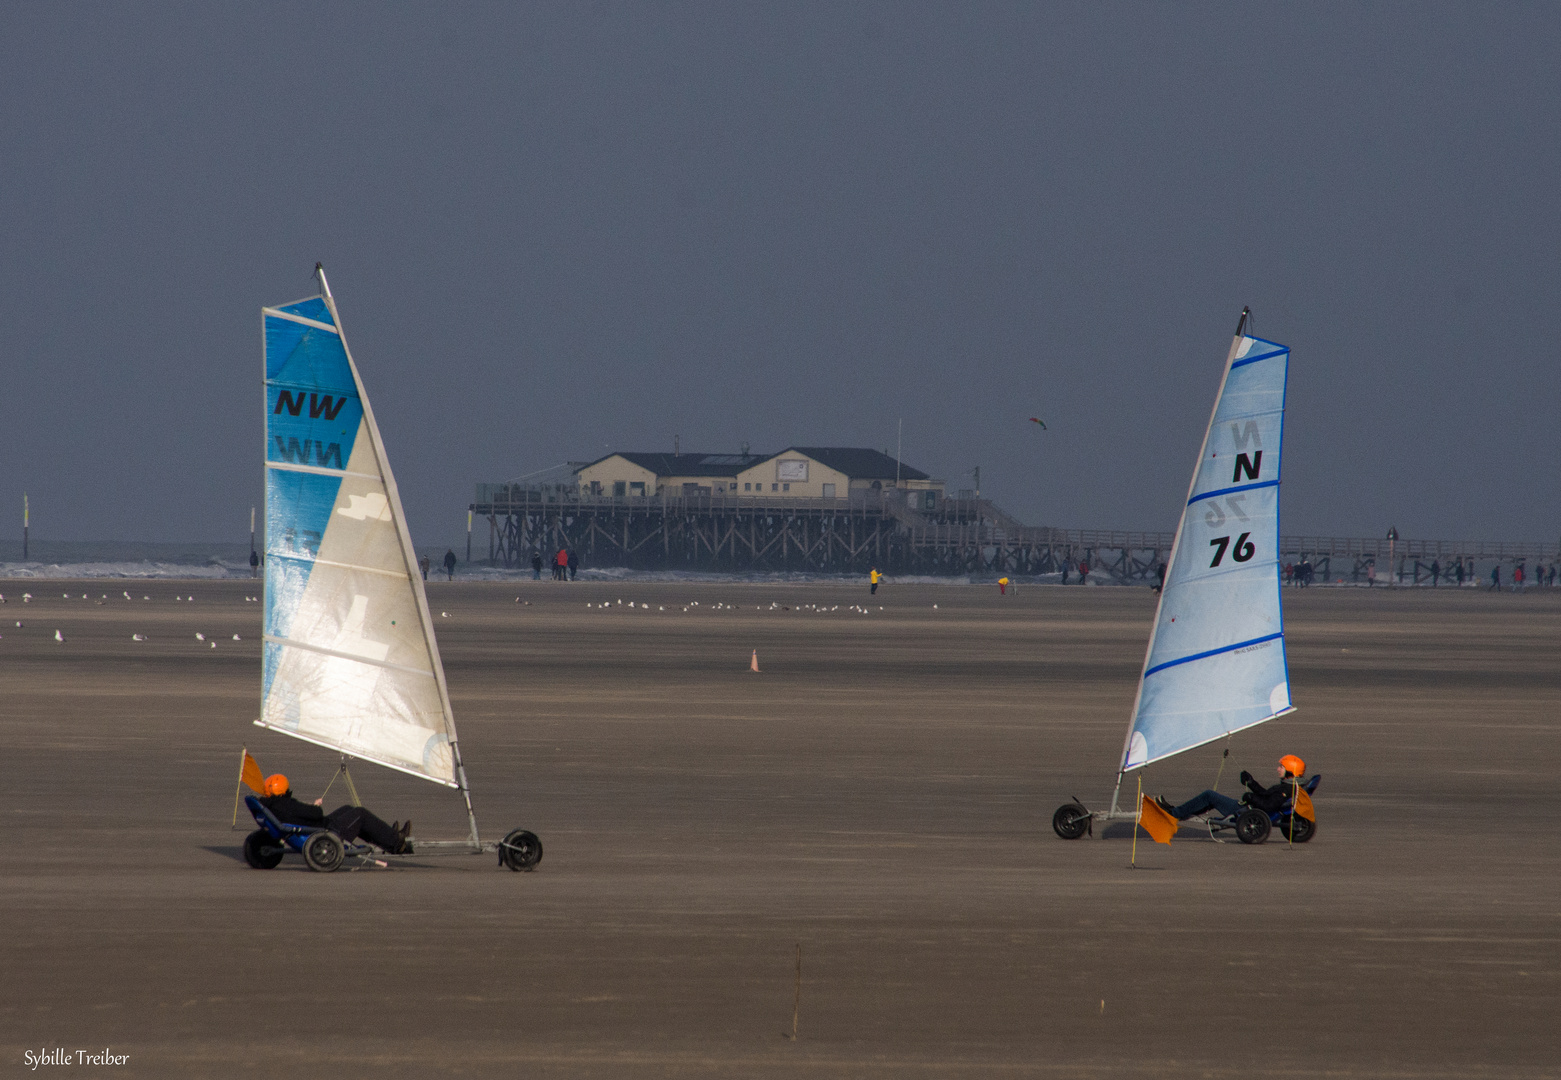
left=302, top=831, right=345, bottom=873
left=243, top=829, right=284, bottom=869
left=1279, top=814, right=1316, bottom=843
left=1052, top=803, right=1090, bottom=840
left=1235, top=809, right=1271, bottom=845
left=499, top=829, right=542, bottom=871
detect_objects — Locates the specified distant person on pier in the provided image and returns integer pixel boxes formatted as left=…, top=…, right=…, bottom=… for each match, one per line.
left=555, top=547, right=568, bottom=581
left=1153, top=563, right=1166, bottom=593
left=1513, top=564, right=1525, bottom=592
left=1489, top=565, right=1501, bottom=590
left=418, top=555, right=431, bottom=581
left=568, top=549, right=578, bottom=581
left=1059, top=561, right=1069, bottom=585
left=1366, top=561, right=1376, bottom=587
left=998, top=576, right=1009, bottom=595
left=249, top=549, right=259, bottom=578
left=1550, top=565, right=1557, bottom=588
left=443, top=549, right=457, bottom=580
left=1430, top=560, right=1440, bottom=586
left=530, top=550, right=542, bottom=580
left=869, top=567, right=882, bottom=595
left=1455, top=560, right=1465, bottom=586
left=1078, top=559, right=1089, bottom=585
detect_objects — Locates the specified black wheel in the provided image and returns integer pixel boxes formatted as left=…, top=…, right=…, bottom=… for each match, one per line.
left=1235, top=809, right=1271, bottom=845
left=302, top=831, right=345, bottom=873
left=1052, top=803, right=1090, bottom=840
left=499, top=828, right=542, bottom=871
left=1279, top=814, right=1315, bottom=843
left=243, top=829, right=284, bottom=870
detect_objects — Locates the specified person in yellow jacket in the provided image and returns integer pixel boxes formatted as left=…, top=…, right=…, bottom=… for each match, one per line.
left=998, top=576, right=1010, bottom=595
left=869, top=567, right=882, bottom=595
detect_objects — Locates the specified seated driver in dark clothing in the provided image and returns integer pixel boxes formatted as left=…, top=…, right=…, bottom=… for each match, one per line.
left=259, top=774, right=413, bottom=854
left=1155, top=754, right=1307, bottom=821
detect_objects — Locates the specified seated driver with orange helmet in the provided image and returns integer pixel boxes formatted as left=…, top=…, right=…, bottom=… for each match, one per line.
left=258, top=774, right=413, bottom=855
left=1155, top=754, right=1307, bottom=822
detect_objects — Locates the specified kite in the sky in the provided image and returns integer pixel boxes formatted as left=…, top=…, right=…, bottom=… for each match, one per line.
left=1029, top=417, right=1047, bottom=429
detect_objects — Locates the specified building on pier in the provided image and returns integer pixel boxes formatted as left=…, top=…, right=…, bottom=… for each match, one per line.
left=574, top=447, right=943, bottom=504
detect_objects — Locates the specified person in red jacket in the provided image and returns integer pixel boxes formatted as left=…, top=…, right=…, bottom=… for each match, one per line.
left=555, top=547, right=569, bottom=580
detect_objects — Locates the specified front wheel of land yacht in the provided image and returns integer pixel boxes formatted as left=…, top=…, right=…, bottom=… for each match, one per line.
left=303, top=831, right=346, bottom=873
left=499, top=829, right=543, bottom=871
left=243, top=829, right=284, bottom=869
left=1234, top=810, right=1271, bottom=845
left=1052, top=803, right=1090, bottom=840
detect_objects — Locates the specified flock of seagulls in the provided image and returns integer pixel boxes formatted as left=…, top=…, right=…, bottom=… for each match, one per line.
left=0, top=590, right=253, bottom=648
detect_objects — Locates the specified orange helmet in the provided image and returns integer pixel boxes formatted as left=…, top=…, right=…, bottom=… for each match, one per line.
left=1279, top=754, right=1306, bottom=778
left=262, top=773, right=290, bottom=797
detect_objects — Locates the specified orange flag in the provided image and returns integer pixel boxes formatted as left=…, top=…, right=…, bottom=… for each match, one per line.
left=1292, top=785, right=1315, bottom=822
left=239, top=749, right=264, bottom=794
left=1138, top=794, right=1179, bottom=844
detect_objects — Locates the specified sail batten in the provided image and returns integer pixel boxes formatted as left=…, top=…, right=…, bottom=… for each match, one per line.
left=261, top=271, right=461, bottom=788
left=1119, top=328, right=1292, bottom=772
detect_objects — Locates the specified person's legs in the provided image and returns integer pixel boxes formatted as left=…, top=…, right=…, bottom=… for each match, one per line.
left=1171, top=790, right=1243, bottom=820
left=325, top=806, right=402, bottom=851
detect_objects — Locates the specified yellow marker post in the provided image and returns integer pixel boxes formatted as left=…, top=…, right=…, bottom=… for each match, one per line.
left=1131, top=775, right=1141, bottom=868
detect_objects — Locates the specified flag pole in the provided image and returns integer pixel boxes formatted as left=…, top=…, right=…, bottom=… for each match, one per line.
left=232, top=746, right=248, bottom=829
left=1289, top=777, right=1297, bottom=848
left=1131, top=774, right=1141, bottom=868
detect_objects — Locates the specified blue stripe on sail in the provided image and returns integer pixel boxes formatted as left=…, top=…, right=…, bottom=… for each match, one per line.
left=1143, top=631, right=1285, bottom=678
left=277, top=297, right=334, bottom=326
left=1187, top=479, right=1279, bottom=506
left=1229, top=347, right=1287, bottom=371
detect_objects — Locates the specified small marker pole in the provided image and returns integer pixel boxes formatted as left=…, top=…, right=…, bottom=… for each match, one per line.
left=466, top=509, right=473, bottom=562
left=22, top=494, right=28, bottom=560
left=790, top=943, right=802, bottom=1040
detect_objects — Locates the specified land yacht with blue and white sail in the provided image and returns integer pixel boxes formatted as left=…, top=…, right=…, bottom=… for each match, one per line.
left=1052, top=308, right=1294, bottom=840
left=249, top=264, right=540, bottom=872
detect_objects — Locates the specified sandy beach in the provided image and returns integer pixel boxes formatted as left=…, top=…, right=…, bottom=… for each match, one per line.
left=1, top=580, right=1556, bottom=1077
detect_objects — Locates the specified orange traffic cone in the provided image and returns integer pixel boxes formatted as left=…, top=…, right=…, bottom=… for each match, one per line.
left=750, top=649, right=760, bottom=672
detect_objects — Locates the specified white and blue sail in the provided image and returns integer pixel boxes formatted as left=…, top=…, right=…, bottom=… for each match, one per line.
left=1120, top=324, right=1292, bottom=771
left=258, top=268, right=461, bottom=788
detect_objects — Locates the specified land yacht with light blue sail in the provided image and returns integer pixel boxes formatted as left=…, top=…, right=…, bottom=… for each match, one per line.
left=1052, top=309, right=1296, bottom=842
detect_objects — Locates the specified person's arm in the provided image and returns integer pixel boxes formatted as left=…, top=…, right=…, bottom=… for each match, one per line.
left=264, top=794, right=326, bottom=826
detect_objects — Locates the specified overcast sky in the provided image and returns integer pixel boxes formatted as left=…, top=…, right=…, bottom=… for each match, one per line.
left=3, top=4, right=1557, bottom=548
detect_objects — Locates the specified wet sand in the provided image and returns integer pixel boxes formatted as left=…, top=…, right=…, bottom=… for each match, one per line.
left=1, top=580, right=1557, bottom=1078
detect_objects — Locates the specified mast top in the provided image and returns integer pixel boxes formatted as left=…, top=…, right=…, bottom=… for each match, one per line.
left=1234, top=306, right=1251, bottom=339
left=315, top=263, right=333, bottom=302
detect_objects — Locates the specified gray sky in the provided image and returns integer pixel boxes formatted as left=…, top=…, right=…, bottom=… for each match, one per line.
left=3, top=4, right=1557, bottom=549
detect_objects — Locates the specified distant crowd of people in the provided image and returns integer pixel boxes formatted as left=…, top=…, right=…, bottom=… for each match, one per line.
left=531, top=547, right=579, bottom=580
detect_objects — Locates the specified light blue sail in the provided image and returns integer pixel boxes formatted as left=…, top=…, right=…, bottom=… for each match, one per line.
left=259, top=272, right=461, bottom=787
left=1120, top=331, right=1292, bottom=771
